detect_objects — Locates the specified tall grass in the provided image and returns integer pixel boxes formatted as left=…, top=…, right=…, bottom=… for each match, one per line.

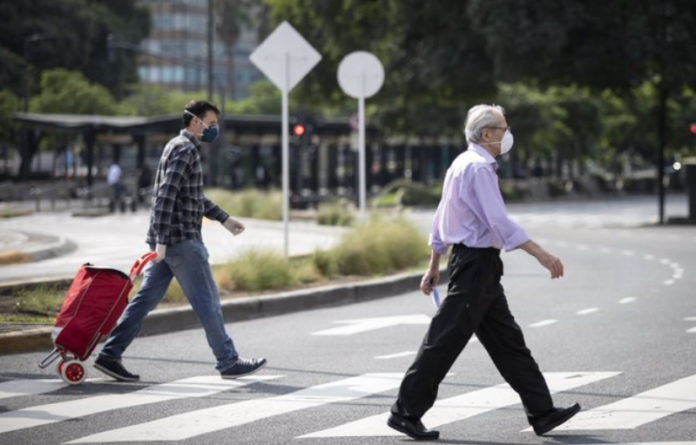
left=205, top=188, right=282, bottom=220
left=317, top=199, right=355, bottom=226
left=327, top=216, right=430, bottom=276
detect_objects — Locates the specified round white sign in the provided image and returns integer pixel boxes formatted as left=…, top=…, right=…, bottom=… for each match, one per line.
left=337, top=51, right=385, bottom=99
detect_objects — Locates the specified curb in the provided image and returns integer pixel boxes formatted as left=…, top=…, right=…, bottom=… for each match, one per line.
left=0, top=269, right=433, bottom=355
left=0, top=232, right=77, bottom=265
left=25, top=236, right=78, bottom=262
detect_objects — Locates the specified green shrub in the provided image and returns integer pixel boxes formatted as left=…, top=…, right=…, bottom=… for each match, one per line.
left=372, top=179, right=441, bottom=208
left=317, top=199, right=355, bottom=226
left=205, top=188, right=282, bottom=220
left=218, top=250, right=295, bottom=291
left=313, top=250, right=339, bottom=278
left=14, top=284, right=66, bottom=316
left=331, top=216, right=430, bottom=276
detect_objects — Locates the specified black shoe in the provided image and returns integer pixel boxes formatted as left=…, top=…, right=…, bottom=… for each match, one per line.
left=530, top=403, right=581, bottom=435
left=220, top=357, right=267, bottom=379
left=387, top=412, right=440, bottom=441
left=93, top=356, right=140, bottom=382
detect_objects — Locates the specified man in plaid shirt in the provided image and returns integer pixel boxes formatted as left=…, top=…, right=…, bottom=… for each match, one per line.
left=95, top=100, right=266, bottom=381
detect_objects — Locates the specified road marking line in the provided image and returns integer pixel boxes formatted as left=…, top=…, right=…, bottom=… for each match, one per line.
left=664, top=279, right=675, bottom=286
left=659, top=258, right=671, bottom=265
left=529, top=319, right=557, bottom=328
left=576, top=308, right=599, bottom=316
left=67, top=373, right=403, bottom=443
left=685, top=317, right=696, bottom=321
left=619, top=297, right=636, bottom=304
left=687, top=327, right=696, bottom=334
left=561, top=442, right=696, bottom=445
left=0, top=375, right=280, bottom=434
left=621, top=250, right=634, bottom=256
left=375, top=351, right=416, bottom=360
left=547, top=373, right=696, bottom=431
left=300, top=372, right=620, bottom=438
left=600, top=247, right=613, bottom=254
left=312, top=314, right=431, bottom=336
left=0, top=378, right=101, bottom=400
left=642, top=254, right=655, bottom=261
left=576, top=244, right=589, bottom=251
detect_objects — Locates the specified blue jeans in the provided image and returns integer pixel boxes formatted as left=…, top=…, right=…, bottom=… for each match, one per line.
left=100, top=240, right=239, bottom=371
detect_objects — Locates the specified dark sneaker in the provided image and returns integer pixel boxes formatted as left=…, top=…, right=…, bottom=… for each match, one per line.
left=387, top=412, right=440, bottom=441
left=220, top=357, right=267, bottom=379
left=94, top=356, right=140, bottom=382
left=530, top=403, right=581, bottom=435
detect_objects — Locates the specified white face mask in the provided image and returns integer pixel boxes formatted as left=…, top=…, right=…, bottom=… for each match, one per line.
left=499, top=129, right=514, bottom=155
left=480, top=128, right=514, bottom=155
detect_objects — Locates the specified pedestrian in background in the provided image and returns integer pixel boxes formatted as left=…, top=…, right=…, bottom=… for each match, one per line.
left=94, top=100, right=266, bottom=381
left=387, top=104, right=580, bottom=440
left=107, top=159, right=124, bottom=212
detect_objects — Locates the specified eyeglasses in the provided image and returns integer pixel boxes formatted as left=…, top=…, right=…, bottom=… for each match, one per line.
left=487, top=126, right=511, bottom=132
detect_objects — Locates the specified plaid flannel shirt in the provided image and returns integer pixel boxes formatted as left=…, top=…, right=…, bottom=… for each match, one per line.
left=146, top=130, right=229, bottom=246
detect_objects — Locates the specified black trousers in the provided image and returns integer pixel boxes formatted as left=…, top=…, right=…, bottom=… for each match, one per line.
left=393, top=244, right=554, bottom=420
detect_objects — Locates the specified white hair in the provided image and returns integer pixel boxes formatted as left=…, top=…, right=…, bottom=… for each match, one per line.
left=464, top=104, right=505, bottom=144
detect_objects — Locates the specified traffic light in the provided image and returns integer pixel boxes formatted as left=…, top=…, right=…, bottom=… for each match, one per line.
left=293, top=124, right=306, bottom=137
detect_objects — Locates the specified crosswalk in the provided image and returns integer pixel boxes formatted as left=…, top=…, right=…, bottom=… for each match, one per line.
left=1, top=370, right=695, bottom=443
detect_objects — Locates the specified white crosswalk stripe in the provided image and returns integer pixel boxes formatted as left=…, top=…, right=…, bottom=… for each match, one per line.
left=541, top=373, right=696, bottom=431
left=0, top=375, right=280, bottom=434
left=0, top=378, right=103, bottom=400
left=66, top=372, right=403, bottom=443
left=300, top=371, right=620, bottom=438
left=2, top=371, right=696, bottom=443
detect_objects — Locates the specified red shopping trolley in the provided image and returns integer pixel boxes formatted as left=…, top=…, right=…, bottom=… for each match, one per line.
left=38, top=252, right=157, bottom=384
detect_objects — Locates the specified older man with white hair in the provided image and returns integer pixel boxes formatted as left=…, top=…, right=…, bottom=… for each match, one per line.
left=387, top=104, right=580, bottom=440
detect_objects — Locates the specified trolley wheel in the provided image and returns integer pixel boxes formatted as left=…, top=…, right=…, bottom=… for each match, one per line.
left=60, top=360, right=86, bottom=385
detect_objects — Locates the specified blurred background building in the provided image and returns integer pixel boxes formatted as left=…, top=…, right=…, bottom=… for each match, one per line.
left=136, top=0, right=260, bottom=99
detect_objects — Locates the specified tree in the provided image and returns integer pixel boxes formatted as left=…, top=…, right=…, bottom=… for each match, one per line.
left=0, top=0, right=149, bottom=100
left=268, top=0, right=496, bottom=135
left=14, top=69, right=120, bottom=180
left=467, top=0, right=696, bottom=221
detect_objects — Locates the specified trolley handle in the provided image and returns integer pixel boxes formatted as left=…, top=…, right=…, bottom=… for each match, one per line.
left=129, top=252, right=158, bottom=282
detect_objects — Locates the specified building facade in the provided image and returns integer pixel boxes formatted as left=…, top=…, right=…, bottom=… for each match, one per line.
left=136, top=0, right=260, bottom=99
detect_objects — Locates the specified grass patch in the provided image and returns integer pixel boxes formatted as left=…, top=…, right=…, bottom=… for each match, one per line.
left=318, top=215, right=430, bottom=277
left=372, top=179, right=441, bottom=208
left=0, top=315, right=55, bottom=324
left=13, top=284, right=66, bottom=316
left=206, top=188, right=282, bottom=220
left=317, top=199, right=355, bottom=226
left=216, top=250, right=297, bottom=292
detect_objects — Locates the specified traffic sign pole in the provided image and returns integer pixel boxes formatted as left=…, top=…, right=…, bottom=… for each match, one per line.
left=337, top=51, right=384, bottom=219
left=358, top=73, right=366, bottom=216
left=249, top=22, right=321, bottom=257
left=282, top=52, right=290, bottom=257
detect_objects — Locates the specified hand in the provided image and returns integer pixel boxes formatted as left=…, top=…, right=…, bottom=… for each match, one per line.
left=223, top=217, right=245, bottom=236
left=154, top=243, right=167, bottom=263
left=537, top=252, right=564, bottom=279
left=420, top=268, right=440, bottom=295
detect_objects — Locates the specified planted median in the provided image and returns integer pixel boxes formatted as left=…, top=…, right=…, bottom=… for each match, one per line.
left=1, top=215, right=430, bottom=323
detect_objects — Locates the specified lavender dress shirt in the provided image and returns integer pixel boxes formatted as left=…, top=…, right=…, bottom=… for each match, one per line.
left=429, top=144, right=529, bottom=255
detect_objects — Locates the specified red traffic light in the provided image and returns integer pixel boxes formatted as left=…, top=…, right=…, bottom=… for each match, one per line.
left=691, top=123, right=696, bottom=135
left=293, top=124, right=306, bottom=136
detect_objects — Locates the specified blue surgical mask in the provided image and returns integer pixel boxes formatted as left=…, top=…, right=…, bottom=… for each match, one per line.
left=184, top=110, right=219, bottom=143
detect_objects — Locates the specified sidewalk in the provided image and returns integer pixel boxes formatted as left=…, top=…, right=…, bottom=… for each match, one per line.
left=0, top=209, right=347, bottom=286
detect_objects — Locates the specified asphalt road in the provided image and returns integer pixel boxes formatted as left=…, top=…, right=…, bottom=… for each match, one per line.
left=0, top=195, right=695, bottom=445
